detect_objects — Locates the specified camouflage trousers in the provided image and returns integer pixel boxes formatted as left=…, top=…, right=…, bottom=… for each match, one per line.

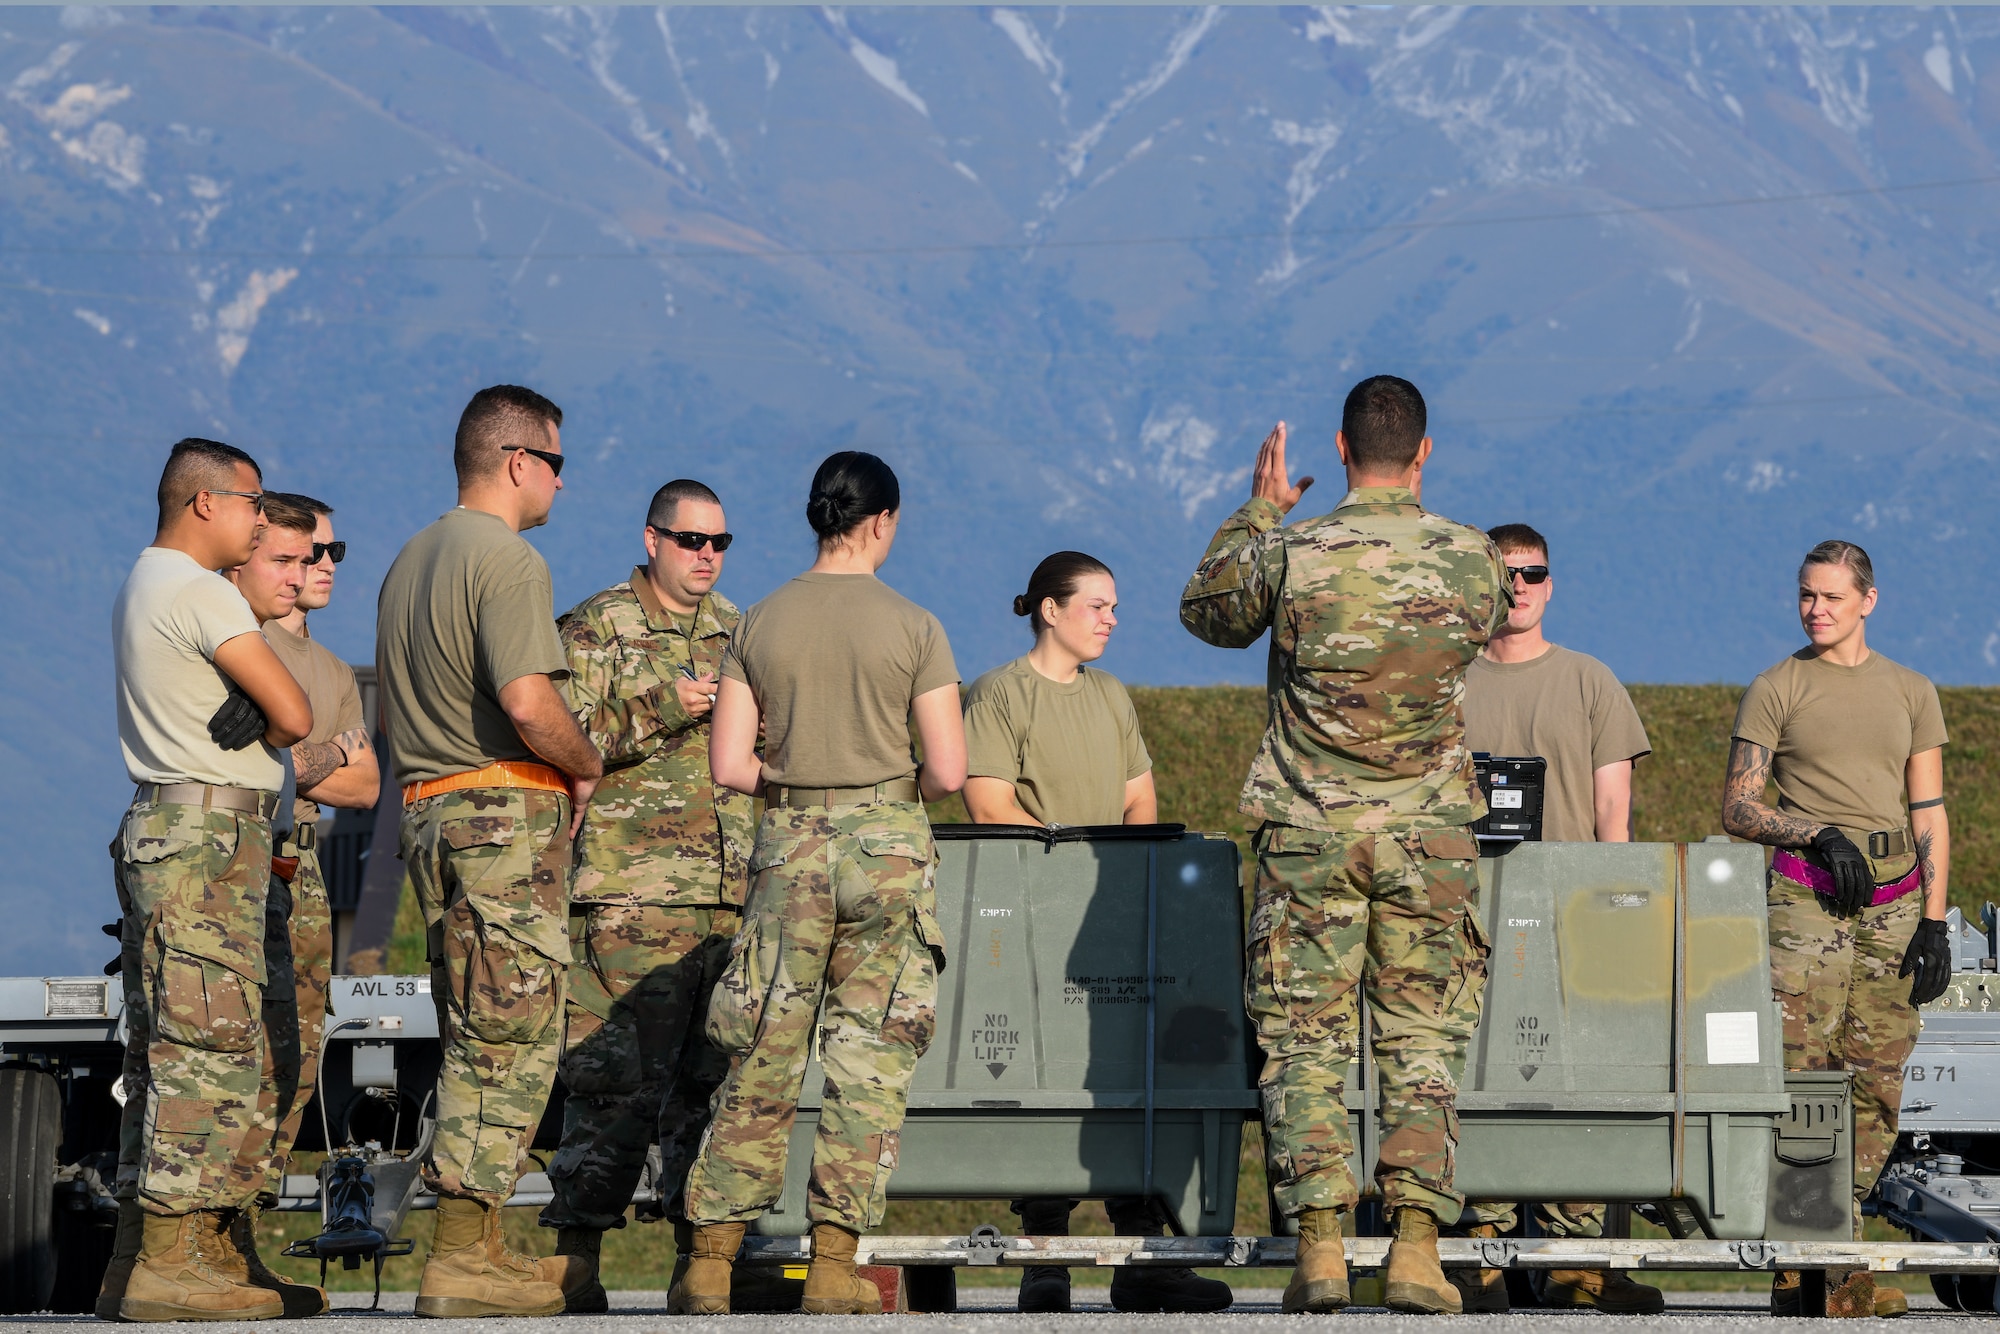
left=231, top=832, right=334, bottom=1202
left=402, top=787, right=573, bottom=1205
left=539, top=902, right=738, bottom=1230
left=683, top=802, right=945, bottom=1232
left=1248, top=822, right=1485, bottom=1225
left=1770, top=867, right=1922, bottom=1236
left=110, top=799, right=273, bottom=1214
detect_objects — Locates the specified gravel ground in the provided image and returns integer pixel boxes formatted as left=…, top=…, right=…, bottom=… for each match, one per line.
left=12, top=1286, right=1966, bottom=1330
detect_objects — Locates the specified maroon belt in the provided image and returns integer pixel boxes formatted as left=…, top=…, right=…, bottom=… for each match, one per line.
left=1773, top=848, right=1919, bottom=907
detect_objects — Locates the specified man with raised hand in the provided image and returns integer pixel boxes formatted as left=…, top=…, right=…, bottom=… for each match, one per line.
left=537, top=479, right=754, bottom=1308
left=102, top=439, right=312, bottom=1323
left=1180, top=378, right=1509, bottom=1317
left=1453, top=521, right=1659, bottom=1315
left=221, top=492, right=378, bottom=1316
left=376, top=385, right=603, bottom=1318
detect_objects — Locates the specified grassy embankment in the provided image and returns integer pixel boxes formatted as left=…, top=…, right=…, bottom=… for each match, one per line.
left=267, top=685, right=1999, bottom=1292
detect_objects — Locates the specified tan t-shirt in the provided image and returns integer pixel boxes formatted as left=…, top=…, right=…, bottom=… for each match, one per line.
left=964, top=656, right=1151, bottom=826
left=113, top=546, right=281, bottom=790
left=1732, top=649, right=1947, bottom=837
left=1464, top=645, right=1651, bottom=842
left=722, top=572, right=958, bottom=790
left=375, top=508, right=568, bottom=787
left=264, top=623, right=365, bottom=825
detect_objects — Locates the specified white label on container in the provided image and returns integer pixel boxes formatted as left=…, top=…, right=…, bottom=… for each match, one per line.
left=1491, top=789, right=1524, bottom=809
left=1706, top=1011, right=1759, bottom=1065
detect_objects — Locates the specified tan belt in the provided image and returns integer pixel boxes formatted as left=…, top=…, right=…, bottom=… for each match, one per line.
left=277, top=823, right=317, bottom=853
left=1838, top=826, right=1909, bottom=859
left=771, top=777, right=921, bottom=809
left=135, top=782, right=279, bottom=821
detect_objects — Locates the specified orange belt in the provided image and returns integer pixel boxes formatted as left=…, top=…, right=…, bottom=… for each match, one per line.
left=402, top=759, right=570, bottom=805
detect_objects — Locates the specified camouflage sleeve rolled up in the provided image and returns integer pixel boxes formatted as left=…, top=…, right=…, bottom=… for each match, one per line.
left=1179, top=498, right=1291, bottom=648
left=560, top=600, right=696, bottom=763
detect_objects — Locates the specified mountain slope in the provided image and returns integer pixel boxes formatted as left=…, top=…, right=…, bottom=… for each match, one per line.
left=2, top=6, right=1998, bottom=972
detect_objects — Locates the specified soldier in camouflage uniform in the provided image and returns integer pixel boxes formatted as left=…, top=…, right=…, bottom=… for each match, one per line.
left=102, top=438, right=315, bottom=1323
left=1721, top=539, right=1954, bottom=1320
left=1180, top=381, right=1508, bottom=1317
left=376, top=386, right=605, bottom=1318
left=675, top=450, right=963, bottom=1316
left=537, top=481, right=754, bottom=1309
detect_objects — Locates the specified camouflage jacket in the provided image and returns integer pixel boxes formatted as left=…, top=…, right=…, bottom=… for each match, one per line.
left=1179, top=487, right=1510, bottom=833
left=559, top=569, right=753, bottom=906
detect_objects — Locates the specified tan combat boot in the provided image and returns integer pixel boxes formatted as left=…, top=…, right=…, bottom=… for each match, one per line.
left=1542, top=1267, right=1665, bottom=1314
left=1281, top=1207, right=1349, bottom=1314
left=413, top=1195, right=565, bottom=1319
left=668, top=1221, right=745, bottom=1315
left=550, top=1227, right=609, bottom=1313
left=119, top=1210, right=284, bottom=1322
left=95, top=1197, right=145, bottom=1322
left=1383, top=1206, right=1461, bottom=1315
left=1447, top=1223, right=1509, bottom=1314
left=801, top=1223, right=884, bottom=1315
left=224, top=1206, right=329, bottom=1317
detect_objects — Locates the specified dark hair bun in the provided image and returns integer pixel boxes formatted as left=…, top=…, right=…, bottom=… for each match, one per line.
left=807, top=451, right=900, bottom=543
left=1016, top=551, right=1113, bottom=633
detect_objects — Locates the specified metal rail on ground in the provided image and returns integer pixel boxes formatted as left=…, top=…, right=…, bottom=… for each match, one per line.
left=737, top=1232, right=2000, bottom=1275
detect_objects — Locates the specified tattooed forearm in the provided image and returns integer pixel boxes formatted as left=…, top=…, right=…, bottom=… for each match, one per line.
left=1917, top=830, right=1937, bottom=891
left=292, top=740, right=344, bottom=792
left=1720, top=739, right=1824, bottom=847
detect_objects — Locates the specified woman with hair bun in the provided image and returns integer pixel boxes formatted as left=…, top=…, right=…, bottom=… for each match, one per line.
left=1721, top=539, right=1952, bottom=1319
left=964, top=553, right=1229, bottom=1315
left=675, top=451, right=966, bottom=1315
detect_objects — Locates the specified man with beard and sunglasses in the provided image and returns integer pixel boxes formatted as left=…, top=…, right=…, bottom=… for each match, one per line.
left=537, top=480, right=755, bottom=1308
left=1451, top=522, right=1656, bottom=1316
left=376, top=384, right=603, bottom=1317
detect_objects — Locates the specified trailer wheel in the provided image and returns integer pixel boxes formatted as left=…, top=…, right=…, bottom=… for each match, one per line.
left=1931, top=1273, right=1996, bottom=1312
left=0, top=1067, right=61, bottom=1313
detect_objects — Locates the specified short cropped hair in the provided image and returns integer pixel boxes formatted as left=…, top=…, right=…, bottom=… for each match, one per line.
left=453, top=385, right=563, bottom=486
left=157, top=438, right=261, bottom=529
left=256, top=492, right=322, bottom=537
left=646, top=479, right=721, bottom=530
left=1487, top=523, right=1549, bottom=562
left=1801, top=539, right=1875, bottom=596
left=1340, top=375, right=1428, bottom=473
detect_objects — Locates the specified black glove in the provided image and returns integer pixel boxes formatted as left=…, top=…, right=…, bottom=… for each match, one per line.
left=1900, top=917, right=1953, bottom=1007
left=1811, top=826, right=1871, bottom=917
left=207, top=682, right=268, bottom=752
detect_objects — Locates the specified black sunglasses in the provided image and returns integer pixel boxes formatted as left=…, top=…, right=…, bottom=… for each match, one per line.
left=1507, top=564, right=1551, bottom=585
left=502, top=444, right=565, bottom=478
left=650, top=526, right=733, bottom=554
left=310, top=541, right=346, bottom=566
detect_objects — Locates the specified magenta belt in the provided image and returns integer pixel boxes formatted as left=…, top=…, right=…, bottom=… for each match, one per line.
left=1772, top=848, right=1920, bottom=907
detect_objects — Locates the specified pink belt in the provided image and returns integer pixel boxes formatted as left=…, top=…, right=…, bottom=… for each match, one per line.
left=1773, top=848, right=1920, bottom=907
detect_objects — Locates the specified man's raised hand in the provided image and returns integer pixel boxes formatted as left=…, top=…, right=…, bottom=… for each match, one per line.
left=1252, top=422, right=1314, bottom=515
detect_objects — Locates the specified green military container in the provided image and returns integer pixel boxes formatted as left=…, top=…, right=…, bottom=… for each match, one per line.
left=1765, top=1071, right=1855, bottom=1241
left=749, top=833, right=1793, bottom=1241
left=749, top=825, right=1253, bottom=1237
left=1441, top=840, right=1791, bottom=1239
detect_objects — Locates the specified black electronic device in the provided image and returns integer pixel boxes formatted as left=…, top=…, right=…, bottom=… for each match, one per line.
left=1472, top=753, right=1546, bottom=847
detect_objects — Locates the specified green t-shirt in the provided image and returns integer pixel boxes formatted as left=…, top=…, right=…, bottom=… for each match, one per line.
left=963, top=656, right=1152, bottom=826
left=721, top=572, right=958, bottom=790
left=375, top=507, right=568, bottom=787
